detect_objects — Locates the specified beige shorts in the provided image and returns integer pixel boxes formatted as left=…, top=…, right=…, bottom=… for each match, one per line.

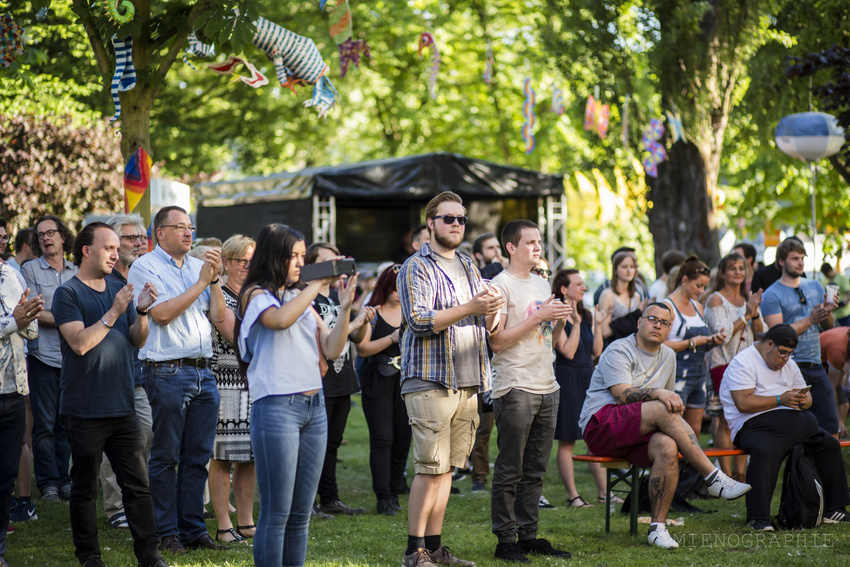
left=404, top=387, right=480, bottom=475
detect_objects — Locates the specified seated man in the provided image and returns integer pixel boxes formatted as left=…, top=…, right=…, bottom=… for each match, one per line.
left=579, top=303, right=751, bottom=549
left=720, top=324, right=850, bottom=531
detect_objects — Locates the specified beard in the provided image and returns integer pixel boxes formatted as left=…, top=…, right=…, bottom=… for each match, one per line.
left=433, top=229, right=463, bottom=251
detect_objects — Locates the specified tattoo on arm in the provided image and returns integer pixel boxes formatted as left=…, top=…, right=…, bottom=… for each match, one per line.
left=622, top=387, right=655, bottom=405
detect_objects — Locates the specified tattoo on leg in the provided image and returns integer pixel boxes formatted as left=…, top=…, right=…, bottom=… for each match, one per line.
left=648, top=476, right=666, bottom=519
left=687, top=433, right=698, bottom=447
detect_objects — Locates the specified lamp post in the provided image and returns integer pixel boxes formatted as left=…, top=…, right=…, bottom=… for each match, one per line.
left=775, top=112, right=845, bottom=278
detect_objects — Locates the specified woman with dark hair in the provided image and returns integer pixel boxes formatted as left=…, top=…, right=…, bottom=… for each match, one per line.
left=304, top=242, right=374, bottom=517
left=663, top=255, right=726, bottom=438
left=235, top=224, right=358, bottom=567
left=354, top=264, right=412, bottom=516
left=598, top=250, right=647, bottom=347
left=551, top=269, right=612, bottom=507
left=705, top=252, right=762, bottom=480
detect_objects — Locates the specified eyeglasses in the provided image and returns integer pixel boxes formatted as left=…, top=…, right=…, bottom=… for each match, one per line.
left=642, top=315, right=672, bottom=328
left=531, top=268, right=551, bottom=278
left=795, top=287, right=806, bottom=305
left=433, top=215, right=468, bottom=226
left=774, top=346, right=796, bottom=360
left=119, top=234, right=148, bottom=243
left=37, top=229, right=58, bottom=240
left=227, top=258, right=250, bottom=267
left=160, top=225, right=196, bottom=233
left=0, top=235, right=8, bottom=243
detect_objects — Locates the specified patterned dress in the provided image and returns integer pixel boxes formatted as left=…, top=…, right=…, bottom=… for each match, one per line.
left=211, top=285, right=253, bottom=462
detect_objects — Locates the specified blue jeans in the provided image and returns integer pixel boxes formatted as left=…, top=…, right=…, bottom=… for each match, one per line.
left=144, top=363, right=219, bottom=540
left=798, top=364, right=840, bottom=435
left=28, top=355, right=72, bottom=493
left=252, top=392, right=327, bottom=567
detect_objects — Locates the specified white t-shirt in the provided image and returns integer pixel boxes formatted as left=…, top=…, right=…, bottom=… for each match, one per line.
left=490, top=271, right=559, bottom=399
left=719, top=344, right=807, bottom=442
left=648, top=278, right=668, bottom=302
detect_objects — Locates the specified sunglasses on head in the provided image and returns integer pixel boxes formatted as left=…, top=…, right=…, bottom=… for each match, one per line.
left=433, top=215, right=468, bottom=226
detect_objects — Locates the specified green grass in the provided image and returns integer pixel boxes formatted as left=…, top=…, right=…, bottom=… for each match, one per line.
left=7, top=396, right=850, bottom=566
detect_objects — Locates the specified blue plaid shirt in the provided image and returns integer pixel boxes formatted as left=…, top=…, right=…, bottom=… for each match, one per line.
left=398, top=243, right=491, bottom=391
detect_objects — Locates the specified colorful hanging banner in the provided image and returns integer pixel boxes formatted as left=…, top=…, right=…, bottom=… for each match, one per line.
left=418, top=32, right=439, bottom=99
left=324, top=1, right=370, bottom=78
left=0, top=12, right=24, bottom=68
left=522, top=78, right=536, bottom=154
left=665, top=109, right=686, bottom=143
left=124, top=147, right=151, bottom=214
left=483, top=40, right=494, bottom=86
left=583, top=94, right=609, bottom=139
left=551, top=87, right=564, bottom=116
left=640, top=118, right=667, bottom=178
left=622, top=93, right=630, bottom=149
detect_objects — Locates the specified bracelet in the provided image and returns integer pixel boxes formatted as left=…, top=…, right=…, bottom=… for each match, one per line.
left=101, top=318, right=113, bottom=329
left=210, top=278, right=220, bottom=285
left=776, top=395, right=781, bottom=407
left=136, top=307, right=148, bottom=316
left=752, top=313, right=760, bottom=320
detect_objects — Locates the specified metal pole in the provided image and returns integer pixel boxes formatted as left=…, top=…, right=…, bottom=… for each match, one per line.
left=809, top=162, right=818, bottom=280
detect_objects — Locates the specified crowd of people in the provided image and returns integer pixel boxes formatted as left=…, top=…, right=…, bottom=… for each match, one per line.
left=1, top=195, right=850, bottom=566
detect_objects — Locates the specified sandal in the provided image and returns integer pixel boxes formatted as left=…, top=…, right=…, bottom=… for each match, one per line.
left=599, top=494, right=625, bottom=505
left=216, top=527, right=247, bottom=544
left=567, top=496, right=593, bottom=508
left=108, top=512, right=129, bottom=529
left=236, top=524, right=257, bottom=539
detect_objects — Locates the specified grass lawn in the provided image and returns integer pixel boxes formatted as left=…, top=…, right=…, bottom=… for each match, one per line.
left=6, top=395, right=850, bottom=566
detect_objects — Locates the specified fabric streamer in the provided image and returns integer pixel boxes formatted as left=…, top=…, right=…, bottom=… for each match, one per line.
left=483, top=40, right=494, bottom=86
left=0, top=12, right=24, bottom=68
left=183, top=32, right=215, bottom=70
left=584, top=94, right=596, bottom=131
left=417, top=32, right=439, bottom=99
left=110, top=36, right=137, bottom=122
left=102, top=0, right=135, bottom=25
left=124, top=147, right=151, bottom=214
left=252, top=16, right=338, bottom=117
left=551, top=86, right=564, bottom=116
left=622, top=93, right=630, bottom=150
left=208, top=55, right=269, bottom=88
left=665, top=109, right=686, bottom=143
left=640, top=118, right=667, bottom=178
left=583, top=94, right=610, bottom=139
left=522, top=78, right=536, bottom=154
left=327, top=0, right=370, bottom=78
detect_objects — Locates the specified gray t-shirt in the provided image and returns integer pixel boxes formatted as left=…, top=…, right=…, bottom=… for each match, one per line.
left=578, top=335, right=676, bottom=432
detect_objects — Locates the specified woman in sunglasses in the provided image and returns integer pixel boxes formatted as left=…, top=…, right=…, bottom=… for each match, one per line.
left=663, top=255, right=727, bottom=438
left=355, top=264, right=412, bottom=516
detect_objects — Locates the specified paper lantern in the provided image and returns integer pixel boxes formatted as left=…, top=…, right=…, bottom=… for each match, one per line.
left=775, top=112, right=845, bottom=162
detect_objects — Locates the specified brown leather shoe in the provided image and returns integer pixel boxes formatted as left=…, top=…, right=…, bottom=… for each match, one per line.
left=159, top=535, right=187, bottom=555
left=184, top=533, right=229, bottom=551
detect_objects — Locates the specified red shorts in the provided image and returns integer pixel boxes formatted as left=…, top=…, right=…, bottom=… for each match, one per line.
left=583, top=403, right=655, bottom=467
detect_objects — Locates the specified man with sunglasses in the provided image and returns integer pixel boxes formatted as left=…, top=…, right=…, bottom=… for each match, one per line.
left=761, top=238, right=840, bottom=437
left=720, top=324, right=850, bottom=530
left=579, top=303, right=751, bottom=549
left=398, top=191, right=503, bottom=567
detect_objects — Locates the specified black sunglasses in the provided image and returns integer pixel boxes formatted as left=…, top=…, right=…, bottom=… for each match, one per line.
left=795, top=287, right=806, bottom=305
left=434, top=215, right=469, bottom=226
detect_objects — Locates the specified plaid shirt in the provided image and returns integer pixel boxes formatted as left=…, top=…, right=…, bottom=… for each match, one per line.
left=398, top=243, right=491, bottom=391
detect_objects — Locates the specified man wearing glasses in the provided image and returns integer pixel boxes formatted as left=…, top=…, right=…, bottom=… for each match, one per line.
left=128, top=206, right=227, bottom=554
left=579, top=303, right=751, bottom=549
left=761, top=238, right=840, bottom=436
left=21, top=214, right=78, bottom=503
left=97, top=214, right=154, bottom=531
left=719, top=324, right=850, bottom=530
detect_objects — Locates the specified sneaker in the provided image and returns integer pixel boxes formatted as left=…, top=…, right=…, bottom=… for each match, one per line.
left=429, top=545, right=476, bottom=567
left=41, top=486, right=60, bottom=503
left=311, top=505, right=334, bottom=520
left=537, top=495, right=556, bottom=509
left=59, top=483, right=72, bottom=500
left=517, top=538, right=571, bottom=558
left=494, top=542, right=530, bottom=563
left=320, top=500, right=367, bottom=515
left=705, top=469, right=751, bottom=500
left=403, top=548, right=439, bottom=567
left=824, top=508, right=850, bottom=523
left=471, top=481, right=486, bottom=492
left=109, top=512, right=130, bottom=529
left=749, top=519, right=775, bottom=531
left=6, top=524, right=14, bottom=534
left=452, top=471, right=468, bottom=483
left=10, top=499, right=37, bottom=522
left=647, top=527, right=679, bottom=549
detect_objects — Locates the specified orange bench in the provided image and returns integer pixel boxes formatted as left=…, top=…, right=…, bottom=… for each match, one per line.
left=574, top=442, right=850, bottom=536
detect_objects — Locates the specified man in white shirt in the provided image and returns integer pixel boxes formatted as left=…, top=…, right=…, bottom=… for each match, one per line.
left=719, top=323, right=850, bottom=531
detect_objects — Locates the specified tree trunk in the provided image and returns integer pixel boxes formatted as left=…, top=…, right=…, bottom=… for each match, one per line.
left=647, top=140, right=720, bottom=272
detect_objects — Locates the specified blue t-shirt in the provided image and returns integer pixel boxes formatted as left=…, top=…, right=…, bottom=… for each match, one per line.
left=761, top=278, right=825, bottom=363
left=53, top=277, right=137, bottom=418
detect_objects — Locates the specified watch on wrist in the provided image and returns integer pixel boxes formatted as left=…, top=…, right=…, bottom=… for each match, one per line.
left=101, top=318, right=113, bottom=329
left=136, top=307, right=148, bottom=316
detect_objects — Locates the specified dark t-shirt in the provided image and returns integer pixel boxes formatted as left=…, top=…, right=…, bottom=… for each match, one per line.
left=751, top=262, right=782, bottom=294
left=312, top=291, right=360, bottom=397
left=107, top=268, right=144, bottom=388
left=53, top=276, right=137, bottom=418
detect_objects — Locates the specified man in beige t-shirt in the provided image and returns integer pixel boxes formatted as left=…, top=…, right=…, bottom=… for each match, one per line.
left=489, top=220, right=572, bottom=562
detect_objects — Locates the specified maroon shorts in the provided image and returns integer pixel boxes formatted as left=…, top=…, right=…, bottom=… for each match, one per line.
left=583, top=403, right=655, bottom=467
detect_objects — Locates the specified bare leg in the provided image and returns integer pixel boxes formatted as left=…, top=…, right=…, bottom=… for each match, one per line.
left=588, top=462, right=607, bottom=500
left=682, top=408, right=703, bottom=439
left=233, top=462, right=256, bottom=536
left=640, top=401, right=714, bottom=477
left=408, top=471, right=452, bottom=537
left=209, top=459, right=234, bottom=534
left=556, top=441, right=580, bottom=500
left=17, top=395, right=33, bottom=497
left=712, top=413, right=733, bottom=476
left=646, top=433, right=679, bottom=524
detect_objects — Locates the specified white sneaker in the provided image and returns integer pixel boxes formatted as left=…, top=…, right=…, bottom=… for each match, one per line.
left=648, top=527, right=679, bottom=549
left=705, top=469, right=751, bottom=500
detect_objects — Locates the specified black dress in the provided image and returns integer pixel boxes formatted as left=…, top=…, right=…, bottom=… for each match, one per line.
left=554, top=318, right=594, bottom=441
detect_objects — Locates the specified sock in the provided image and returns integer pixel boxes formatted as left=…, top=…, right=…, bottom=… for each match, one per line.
left=424, top=534, right=441, bottom=552
left=649, top=522, right=666, bottom=533
left=705, top=468, right=719, bottom=483
left=18, top=496, right=32, bottom=504
left=406, top=535, right=426, bottom=556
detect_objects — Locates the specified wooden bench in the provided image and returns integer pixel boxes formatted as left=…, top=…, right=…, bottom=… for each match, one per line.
left=574, top=441, right=850, bottom=536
